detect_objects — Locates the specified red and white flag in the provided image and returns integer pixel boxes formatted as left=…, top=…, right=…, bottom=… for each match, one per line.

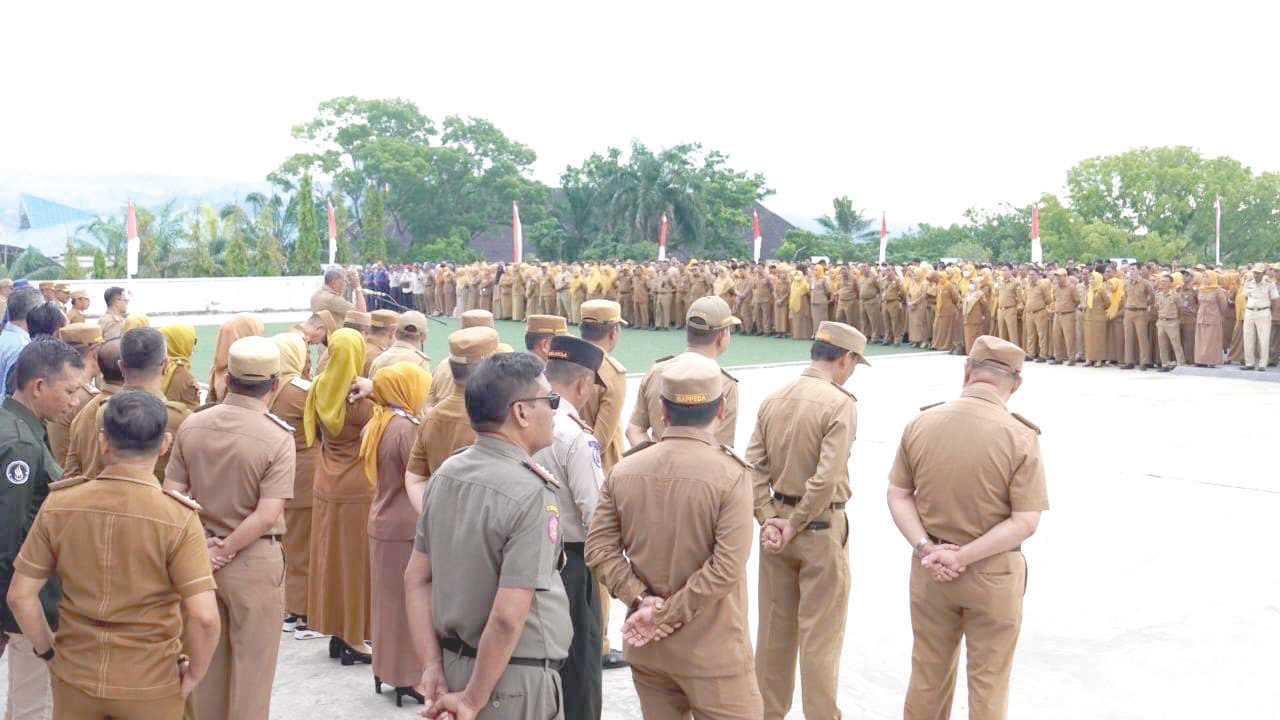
left=1214, top=194, right=1222, bottom=265
left=878, top=211, right=889, bottom=264
left=1030, top=204, right=1042, bottom=264
left=752, top=208, right=762, bottom=262
left=327, top=199, right=337, bottom=265
left=126, top=201, right=139, bottom=278
left=658, top=212, right=668, bottom=262
left=512, top=201, right=523, bottom=262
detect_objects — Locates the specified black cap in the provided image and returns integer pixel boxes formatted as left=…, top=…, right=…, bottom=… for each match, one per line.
left=547, top=335, right=604, bottom=385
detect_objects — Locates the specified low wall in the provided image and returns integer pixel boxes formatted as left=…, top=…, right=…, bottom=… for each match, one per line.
left=67, top=276, right=323, bottom=317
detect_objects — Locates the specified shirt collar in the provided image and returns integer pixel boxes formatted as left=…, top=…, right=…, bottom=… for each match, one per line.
left=473, top=434, right=532, bottom=463
left=659, top=425, right=716, bottom=446
left=2, top=396, right=46, bottom=441
left=555, top=402, right=582, bottom=422
left=95, top=463, right=161, bottom=487
left=801, top=367, right=833, bottom=382
left=961, top=384, right=1008, bottom=409
left=2, top=324, right=29, bottom=340
left=221, top=392, right=268, bottom=412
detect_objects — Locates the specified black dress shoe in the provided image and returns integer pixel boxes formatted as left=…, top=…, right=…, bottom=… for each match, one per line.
left=329, top=636, right=342, bottom=659
left=395, top=687, right=425, bottom=707
left=602, top=650, right=629, bottom=669
left=1121, top=364, right=1135, bottom=369
left=341, top=647, right=372, bottom=666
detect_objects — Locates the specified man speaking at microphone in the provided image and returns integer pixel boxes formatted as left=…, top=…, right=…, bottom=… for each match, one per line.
left=311, top=268, right=366, bottom=327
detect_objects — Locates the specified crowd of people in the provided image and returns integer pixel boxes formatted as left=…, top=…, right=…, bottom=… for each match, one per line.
left=353, top=256, right=1280, bottom=372
left=12, top=247, right=1272, bottom=718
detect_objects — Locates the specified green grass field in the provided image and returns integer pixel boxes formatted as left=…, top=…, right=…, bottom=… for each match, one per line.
left=183, top=319, right=926, bottom=383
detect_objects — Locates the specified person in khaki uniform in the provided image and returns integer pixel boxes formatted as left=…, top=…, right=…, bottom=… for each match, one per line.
left=45, top=323, right=101, bottom=464
left=1048, top=269, right=1081, bottom=365
left=364, top=309, right=399, bottom=376
left=426, top=309, right=496, bottom=407
left=587, top=353, right=761, bottom=719
left=405, top=353, right=570, bottom=720
left=524, top=314, right=569, bottom=361
left=1240, top=262, right=1278, bottom=371
left=99, top=286, right=129, bottom=341
left=886, top=335, right=1048, bottom=720
left=1022, top=270, right=1051, bottom=361
left=66, top=290, right=90, bottom=324
left=165, top=337, right=294, bottom=720
left=1122, top=266, right=1155, bottom=369
left=995, top=270, right=1022, bottom=345
left=1153, top=274, right=1185, bottom=371
left=858, top=267, right=883, bottom=341
left=310, top=268, right=365, bottom=326
left=368, top=311, right=432, bottom=376
left=7, top=391, right=221, bottom=720
left=627, top=296, right=741, bottom=449
left=404, top=327, right=498, bottom=509
left=881, top=267, right=906, bottom=345
left=746, top=320, right=865, bottom=720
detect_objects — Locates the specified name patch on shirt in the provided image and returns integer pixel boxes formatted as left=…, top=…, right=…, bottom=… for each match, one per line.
left=589, top=439, right=602, bottom=468
left=547, top=514, right=560, bottom=544
left=5, top=460, right=30, bottom=486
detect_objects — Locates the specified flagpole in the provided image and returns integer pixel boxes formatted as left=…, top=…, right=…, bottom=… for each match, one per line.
left=1215, top=194, right=1221, bottom=265
left=878, top=211, right=888, bottom=264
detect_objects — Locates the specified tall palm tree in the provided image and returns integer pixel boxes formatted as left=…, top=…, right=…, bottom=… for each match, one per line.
left=817, top=196, right=877, bottom=244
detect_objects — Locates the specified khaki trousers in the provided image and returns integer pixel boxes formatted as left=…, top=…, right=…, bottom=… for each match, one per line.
left=657, top=293, right=674, bottom=328
left=1023, top=310, right=1049, bottom=359
left=51, top=674, right=183, bottom=720
left=5, top=633, right=51, bottom=720
left=557, top=292, right=573, bottom=320
left=441, top=651, right=564, bottom=720
left=835, top=300, right=857, bottom=327
left=1051, top=312, right=1075, bottom=361
left=755, top=511, right=850, bottom=720
left=192, top=539, right=285, bottom=720
left=1155, top=318, right=1185, bottom=367
left=997, top=308, right=1020, bottom=347
left=882, top=301, right=904, bottom=343
left=773, top=302, right=789, bottom=335
left=858, top=300, right=882, bottom=340
left=905, top=551, right=1027, bottom=720
left=1123, top=309, right=1151, bottom=366
left=753, top=302, right=772, bottom=334
left=631, top=664, right=763, bottom=720
left=634, top=299, right=651, bottom=328
left=283, top=506, right=311, bottom=616
left=810, top=302, right=829, bottom=329
left=1243, top=308, right=1272, bottom=369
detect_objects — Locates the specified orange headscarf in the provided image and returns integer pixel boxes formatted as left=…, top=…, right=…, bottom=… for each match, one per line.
left=359, top=363, right=432, bottom=482
left=209, top=313, right=265, bottom=402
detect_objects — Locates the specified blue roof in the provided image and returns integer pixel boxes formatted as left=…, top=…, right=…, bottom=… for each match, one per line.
left=18, top=194, right=96, bottom=230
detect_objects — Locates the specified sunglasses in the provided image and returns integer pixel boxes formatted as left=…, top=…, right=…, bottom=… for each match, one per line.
left=510, top=393, right=560, bottom=411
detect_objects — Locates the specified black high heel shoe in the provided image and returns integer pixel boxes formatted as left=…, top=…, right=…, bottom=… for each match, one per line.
left=375, top=676, right=382, bottom=694
left=328, top=636, right=342, bottom=659
left=340, top=646, right=372, bottom=666
left=395, top=687, right=425, bottom=707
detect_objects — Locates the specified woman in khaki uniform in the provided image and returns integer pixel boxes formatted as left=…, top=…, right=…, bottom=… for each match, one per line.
left=1083, top=272, right=1111, bottom=366
left=304, top=328, right=375, bottom=664
left=961, top=277, right=989, bottom=354
left=788, top=271, right=810, bottom=340
left=159, top=324, right=201, bottom=410
left=208, top=314, right=264, bottom=403
left=932, top=271, right=961, bottom=353
left=1195, top=272, right=1229, bottom=366
left=1105, top=275, right=1125, bottom=364
left=363, top=363, right=432, bottom=705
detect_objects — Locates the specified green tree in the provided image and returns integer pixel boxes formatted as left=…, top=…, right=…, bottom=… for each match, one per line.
left=62, top=238, right=84, bottom=279
left=773, top=229, right=846, bottom=261
left=332, top=196, right=352, bottom=264
left=360, top=184, right=388, bottom=262
left=78, top=217, right=125, bottom=276
left=92, top=249, right=107, bottom=279
left=409, top=228, right=481, bottom=264
left=255, top=207, right=286, bottom=276
left=225, top=230, right=249, bottom=276
left=185, top=208, right=218, bottom=277
left=293, top=172, right=321, bottom=274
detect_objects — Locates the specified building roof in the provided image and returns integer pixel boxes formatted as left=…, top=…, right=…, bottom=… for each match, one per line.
left=6, top=194, right=101, bottom=260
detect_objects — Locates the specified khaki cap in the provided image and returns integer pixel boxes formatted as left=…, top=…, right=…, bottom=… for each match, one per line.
left=580, top=299, right=628, bottom=326
left=397, top=311, right=428, bottom=334
left=1252, top=263, right=1267, bottom=273
left=526, top=314, right=568, bottom=336
left=370, top=309, right=399, bottom=329
left=970, top=335, right=1024, bottom=375
left=316, top=310, right=338, bottom=336
left=660, top=352, right=723, bottom=405
left=1052, top=268, right=1068, bottom=276
left=54, top=283, right=69, bottom=292
left=70, top=289, right=89, bottom=300
left=0, top=279, right=12, bottom=289
left=38, top=281, right=53, bottom=290
left=461, top=309, right=495, bottom=329
left=448, top=327, right=500, bottom=365
left=60, top=322, right=102, bottom=347
left=228, top=336, right=281, bottom=380
left=344, top=310, right=371, bottom=328
left=813, top=321, right=871, bottom=366
left=686, top=296, right=741, bottom=330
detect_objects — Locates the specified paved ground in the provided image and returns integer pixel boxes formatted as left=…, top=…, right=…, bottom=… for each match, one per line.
left=4, top=351, right=1278, bottom=718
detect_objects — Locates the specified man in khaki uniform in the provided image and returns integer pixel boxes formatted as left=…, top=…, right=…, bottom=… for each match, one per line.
left=858, top=267, right=883, bottom=341
left=7, top=392, right=221, bottom=720
left=1049, top=268, right=1081, bottom=365
left=364, top=308, right=399, bottom=375
left=995, top=270, right=1022, bottom=345
left=1240, top=262, right=1277, bottom=371
left=425, top=309, right=498, bottom=407
left=627, top=296, right=741, bottom=449
left=66, top=290, right=90, bottom=324
left=45, top=323, right=102, bottom=463
left=587, top=353, right=762, bottom=719
left=405, top=353, right=570, bottom=720
left=881, top=267, right=905, bottom=345
left=746, top=320, right=865, bottom=720
left=310, top=268, right=365, bottom=326
left=164, top=337, right=294, bottom=720
left=343, top=309, right=372, bottom=338
left=1022, top=270, right=1051, bottom=361
left=64, top=330, right=190, bottom=481
left=1153, top=274, right=1185, bottom=371
left=772, top=268, right=791, bottom=337
left=404, top=327, right=498, bottom=509
left=1122, top=266, right=1154, bottom=369
left=99, top=286, right=129, bottom=340
left=656, top=267, right=677, bottom=329
left=524, top=314, right=569, bottom=361
left=368, top=311, right=432, bottom=376
left=886, top=335, right=1048, bottom=720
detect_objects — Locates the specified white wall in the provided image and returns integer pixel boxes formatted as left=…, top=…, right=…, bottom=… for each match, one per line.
left=71, top=276, right=323, bottom=317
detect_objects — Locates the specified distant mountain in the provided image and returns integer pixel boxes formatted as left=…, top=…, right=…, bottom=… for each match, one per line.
left=0, top=169, right=275, bottom=231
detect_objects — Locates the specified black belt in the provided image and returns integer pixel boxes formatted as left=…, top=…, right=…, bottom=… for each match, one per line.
left=772, top=491, right=846, bottom=511
left=1247, top=307, right=1270, bottom=311
left=563, top=542, right=584, bottom=554
left=205, top=532, right=282, bottom=542
left=928, top=534, right=1019, bottom=553
left=440, top=635, right=564, bottom=671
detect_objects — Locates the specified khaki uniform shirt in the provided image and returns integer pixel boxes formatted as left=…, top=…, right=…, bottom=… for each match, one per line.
left=14, top=463, right=216, bottom=700
left=629, top=353, right=739, bottom=448
left=363, top=337, right=390, bottom=377
left=98, top=311, right=126, bottom=340
left=1154, top=289, right=1180, bottom=321
left=416, top=435, right=571, bottom=660
left=64, top=386, right=189, bottom=482
left=310, top=286, right=355, bottom=326
left=585, top=426, right=754, bottom=677
left=1125, top=277, right=1154, bottom=311
left=47, top=382, right=97, bottom=465
left=1242, top=277, right=1279, bottom=311
left=368, top=339, right=432, bottom=377
left=745, top=368, right=857, bottom=531
left=1024, top=280, right=1051, bottom=313
left=580, top=352, right=626, bottom=472
left=67, top=307, right=86, bottom=324
left=163, top=393, right=294, bottom=537
left=1052, top=281, right=1082, bottom=313
left=426, top=358, right=454, bottom=408
left=888, top=385, right=1048, bottom=546
left=406, top=385, right=475, bottom=479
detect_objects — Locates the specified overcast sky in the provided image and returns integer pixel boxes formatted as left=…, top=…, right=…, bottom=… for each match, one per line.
left=4, top=0, right=1278, bottom=227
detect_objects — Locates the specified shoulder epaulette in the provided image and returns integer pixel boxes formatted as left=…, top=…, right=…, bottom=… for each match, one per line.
left=721, top=367, right=739, bottom=383
left=523, top=460, right=560, bottom=489
left=623, top=439, right=655, bottom=457
left=830, top=382, right=857, bottom=401
left=605, top=355, right=627, bottom=374
left=654, top=354, right=674, bottom=363
left=165, top=399, right=192, bottom=417
left=290, top=377, right=313, bottom=392
left=82, top=383, right=100, bottom=396
left=391, top=407, right=421, bottom=425
left=569, top=413, right=593, bottom=433
left=720, top=444, right=751, bottom=469
left=449, top=444, right=471, bottom=458
left=414, top=350, right=431, bottom=363
left=193, top=401, right=219, bottom=414
left=919, top=401, right=945, bottom=412
left=163, top=488, right=203, bottom=512
left=1010, top=412, right=1041, bottom=435
left=265, top=412, right=295, bottom=433
left=48, top=476, right=88, bottom=492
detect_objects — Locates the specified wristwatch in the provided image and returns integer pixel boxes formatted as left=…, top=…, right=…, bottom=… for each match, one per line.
left=34, top=645, right=54, bottom=661
left=912, top=536, right=931, bottom=557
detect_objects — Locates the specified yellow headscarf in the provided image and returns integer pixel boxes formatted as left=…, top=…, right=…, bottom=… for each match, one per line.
left=1171, top=272, right=1184, bottom=289
left=1105, top=277, right=1126, bottom=320
left=209, top=313, right=265, bottom=402
left=159, top=325, right=196, bottom=394
left=1085, top=272, right=1105, bottom=309
left=788, top=271, right=809, bottom=313
left=303, top=328, right=365, bottom=447
left=359, top=363, right=433, bottom=482
left=268, top=332, right=307, bottom=407
left=122, top=313, right=150, bottom=331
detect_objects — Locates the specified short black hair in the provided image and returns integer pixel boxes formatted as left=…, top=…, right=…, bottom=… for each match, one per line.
left=27, top=302, right=67, bottom=337
left=662, top=397, right=722, bottom=428
left=810, top=340, right=849, bottom=362
left=580, top=322, right=616, bottom=343
left=102, top=391, right=167, bottom=455
left=324, top=268, right=345, bottom=285
left=449, top=359, right=472, bottom=385
left=12, top=336, right=84, bottom=392
left=465, top=352, right=544, bottom=433
left=120, top=328, right=166, bottom=374
left=97, top=339, right=124, bottom=384
left=7, top=287, right=42, bottom=323
left=228, top=375, right=275, bottom=398
left=396, top=328, right=423, bottom=342
left=104, top=286, right=126, bottom=306
left=544, top=357, right=592, bottom=385
left=524, top=332, right=552, bottom=352
left=686, top=325, right=726, bottom=348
